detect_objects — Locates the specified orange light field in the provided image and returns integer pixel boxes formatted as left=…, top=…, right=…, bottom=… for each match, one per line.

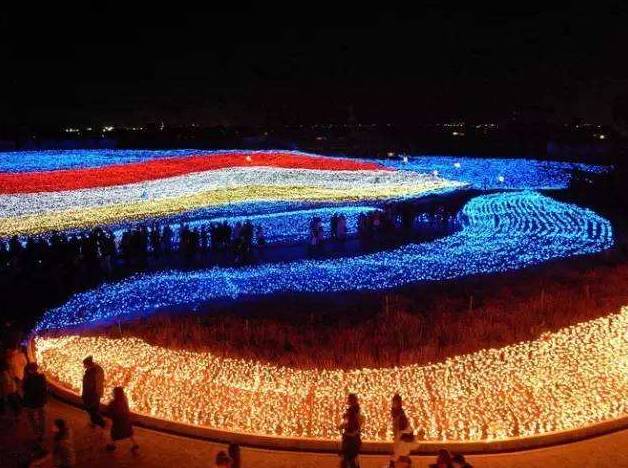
left=35, top=306, right=628, bottom=442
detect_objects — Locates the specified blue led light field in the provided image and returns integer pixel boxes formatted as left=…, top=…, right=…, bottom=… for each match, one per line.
left=374, top=155, right=609, bottom=190
left=0, top=149, right=201, bottom=172
left=36, top=191, right=613, bottom=332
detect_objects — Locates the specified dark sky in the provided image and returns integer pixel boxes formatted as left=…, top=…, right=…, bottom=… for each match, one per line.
left=3, top=2, right=628, bottom=127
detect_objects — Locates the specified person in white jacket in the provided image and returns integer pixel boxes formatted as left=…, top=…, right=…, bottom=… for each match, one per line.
left=390, top=394, right=416, bottom=466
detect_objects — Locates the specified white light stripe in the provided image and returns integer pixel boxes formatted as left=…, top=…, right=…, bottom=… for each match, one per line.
left=0, top=167, right=464, bottom=219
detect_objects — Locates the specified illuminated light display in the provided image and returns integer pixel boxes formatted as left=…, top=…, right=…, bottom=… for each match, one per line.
left=0, top=181, right=459, bottom=237
left=34, top=306, right=628, bottom=441
left=0, top=151, right=390, bottom=194
left=34, top=191, right=613, bottom=332
left=0, top=150, right=608, bottom=190
left=16, top=150, right=619, bottom=443
left=377, top=155, right=609, bottom=189
left=112, top=206, right=381, bottom=246
left=0, top=167, right=460, bottom=219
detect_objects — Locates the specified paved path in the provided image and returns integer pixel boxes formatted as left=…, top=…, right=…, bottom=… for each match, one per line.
left=2, top=398, right=628, bottom=467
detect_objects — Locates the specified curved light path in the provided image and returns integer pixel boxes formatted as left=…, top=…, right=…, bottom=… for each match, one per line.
left=35, top=191, right=613, bottom=332
left=34, top=306, right=628, bottom=441
left=0, top=168, right=460, bottom=219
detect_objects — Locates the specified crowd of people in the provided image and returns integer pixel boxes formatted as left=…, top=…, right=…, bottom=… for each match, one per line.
left=0, top=204, right=463, bottom=296
left=115, top=220, right=260, bottom=266
left=1, top=340, right=476, bottom=467
left=310, top=205, right=464, bottom=254
left=0, top=220, right=266, bottom=330
left=0, top=220, right=264, bottom=283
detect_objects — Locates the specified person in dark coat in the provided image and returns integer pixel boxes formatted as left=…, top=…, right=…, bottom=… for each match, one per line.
left=105, top=386, right=139, bottom=452
left=22, top=362, right=47, bottom=445
left=81, top=356, right=105, bottom=428
left=338, top=393, right=363, bottom=468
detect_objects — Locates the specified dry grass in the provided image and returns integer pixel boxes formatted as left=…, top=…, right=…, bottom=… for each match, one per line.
left=73, top=256, right=628, bottom=370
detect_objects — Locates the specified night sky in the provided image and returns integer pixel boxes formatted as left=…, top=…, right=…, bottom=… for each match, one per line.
left=3, top=3, right=628, bottom=127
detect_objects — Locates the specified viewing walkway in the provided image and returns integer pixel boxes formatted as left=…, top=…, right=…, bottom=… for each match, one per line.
left=2, top=397, right=627, bottom=467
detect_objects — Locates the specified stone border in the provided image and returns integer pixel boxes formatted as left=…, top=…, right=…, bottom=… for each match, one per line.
left=30, top=339, right=628, bottom=455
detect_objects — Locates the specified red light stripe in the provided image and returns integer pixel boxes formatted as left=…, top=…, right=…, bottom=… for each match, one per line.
left=0, top=152, right=390, bottom=194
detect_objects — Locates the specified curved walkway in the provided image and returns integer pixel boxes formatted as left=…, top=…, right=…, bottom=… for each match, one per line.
left=1, top=397, right=628, bottom=468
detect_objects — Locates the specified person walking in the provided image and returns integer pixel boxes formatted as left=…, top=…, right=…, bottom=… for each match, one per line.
left=22, top=362, right=47, bottom=447
left=105, top=386, right=139, bottom=452
left=390, top=394, right=415, bottom=466
left=52, top=418, right=76, bottom=467
left=81, top=356, right=105, bottom=428
left=339, top=393, right=363, bottom=468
